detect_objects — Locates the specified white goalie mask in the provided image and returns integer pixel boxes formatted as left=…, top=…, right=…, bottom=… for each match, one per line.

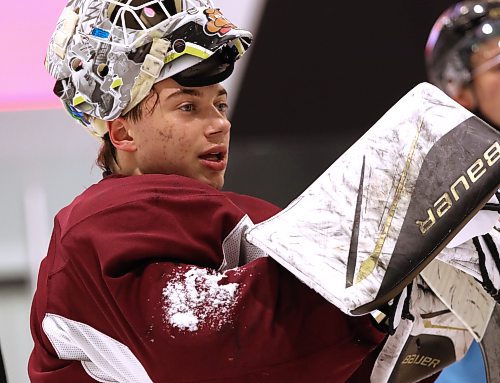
left=45, top=0, right=252, bottom=137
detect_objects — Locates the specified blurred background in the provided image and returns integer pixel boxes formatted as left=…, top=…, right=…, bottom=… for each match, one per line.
left=0, top=0, right=485, bottom=381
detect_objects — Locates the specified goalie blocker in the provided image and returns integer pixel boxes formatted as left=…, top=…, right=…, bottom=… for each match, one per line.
left=244, top=82, right=500, bottom=316
left=370, top=276, right=474, bottom=383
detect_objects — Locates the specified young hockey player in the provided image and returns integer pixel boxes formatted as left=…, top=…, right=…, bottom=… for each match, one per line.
left=28, top=1, right=387, bottom=381
left=29, top=0, right=498, bottom=382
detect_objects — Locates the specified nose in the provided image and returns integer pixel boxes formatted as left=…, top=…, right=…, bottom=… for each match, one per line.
left=204, top=110, right=231, bottom=138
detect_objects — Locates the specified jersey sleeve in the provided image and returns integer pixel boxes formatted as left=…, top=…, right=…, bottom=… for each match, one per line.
left=29, top=175, right=384, bottom=382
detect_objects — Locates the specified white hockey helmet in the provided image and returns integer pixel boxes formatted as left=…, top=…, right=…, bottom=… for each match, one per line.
left=45, top=0, right=252, bottom=137
left=425, top=0, right=500, bottom=97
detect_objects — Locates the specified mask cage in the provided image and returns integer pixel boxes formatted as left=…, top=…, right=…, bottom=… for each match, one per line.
left=88, top=0, right=215, bottom=48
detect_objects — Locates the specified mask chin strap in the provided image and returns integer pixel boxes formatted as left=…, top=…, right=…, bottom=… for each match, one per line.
left=88, top=37, right=170, bottom=139
left=122, top=37, right=171, bottom=115
left=88, top=38, right=170, bottom=139
left=89, top=118, right=109, bottom=138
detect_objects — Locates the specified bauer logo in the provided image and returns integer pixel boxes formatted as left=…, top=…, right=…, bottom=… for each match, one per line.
left=416, top=141, right=499, bottom=235
left=401, top=354, right=441, bottom=368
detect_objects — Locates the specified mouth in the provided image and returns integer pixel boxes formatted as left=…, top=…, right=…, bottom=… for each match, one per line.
left=199, top=151, right=225, bottom=162
left=199, top=147, right=227, bottom=171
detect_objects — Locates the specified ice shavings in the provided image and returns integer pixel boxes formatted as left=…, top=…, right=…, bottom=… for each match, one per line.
left=162, top=267, right=239, bottom=332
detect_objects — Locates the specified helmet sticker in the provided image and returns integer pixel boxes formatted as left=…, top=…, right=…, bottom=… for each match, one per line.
left=204, top=8, right=236, bottom=36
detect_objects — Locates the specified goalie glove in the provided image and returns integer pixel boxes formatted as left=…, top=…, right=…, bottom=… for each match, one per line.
left=370, top=276, right=474, bottom=383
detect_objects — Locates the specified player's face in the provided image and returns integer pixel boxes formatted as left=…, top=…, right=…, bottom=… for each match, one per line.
left=126, top=78, right=231, bottom=190
left=470, top=36, right=500, bottom=128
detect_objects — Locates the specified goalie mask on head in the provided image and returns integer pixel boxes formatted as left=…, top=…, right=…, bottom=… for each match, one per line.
left=45, top=0, right=252, bottom=137
left=425, top=0, right=500, bottom=98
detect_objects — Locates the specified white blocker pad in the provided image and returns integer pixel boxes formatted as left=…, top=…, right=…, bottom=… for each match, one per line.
left=245, top=82, right=500, bottom=315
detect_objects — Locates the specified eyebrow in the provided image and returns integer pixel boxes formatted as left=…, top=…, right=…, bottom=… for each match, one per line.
left=165, top=87, right=228, bottom=101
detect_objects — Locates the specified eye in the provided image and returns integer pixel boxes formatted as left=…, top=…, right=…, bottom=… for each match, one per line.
left=217, top=102, right=229, bottom=113
left=179, top=103, right=195, bottom=112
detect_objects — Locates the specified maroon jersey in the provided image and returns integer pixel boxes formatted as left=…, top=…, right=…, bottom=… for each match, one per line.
left=29, top=174, right=384, bottom=382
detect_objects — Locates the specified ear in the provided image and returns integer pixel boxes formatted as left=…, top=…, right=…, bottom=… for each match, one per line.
left=107, top=118, right=137, bottom=152
left=454, top=86, right=477, bottom=110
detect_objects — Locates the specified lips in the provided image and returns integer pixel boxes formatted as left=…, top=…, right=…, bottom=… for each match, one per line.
left=199, top=146, right=227, bottom=171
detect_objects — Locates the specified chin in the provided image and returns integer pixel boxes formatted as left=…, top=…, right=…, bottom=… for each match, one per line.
left=191, top=174, right=224, bottom=190
left=211, top=180, right=224, bottom=190
left=208, top=176, right=225, bottom=190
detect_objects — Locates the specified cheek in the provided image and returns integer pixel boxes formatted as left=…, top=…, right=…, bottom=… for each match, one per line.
left=478, top=74, right=500, bottom=98
left=156, top=127, right=174, bottom=157
left=156, top=126, right=192, bottom=163
left=474, top=76, right=500, bottom=125
left=136, top=124, right=174, bottom=162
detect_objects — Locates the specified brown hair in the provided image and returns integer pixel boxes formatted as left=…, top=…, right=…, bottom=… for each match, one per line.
left=96, top=89, right=160, bottom=177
